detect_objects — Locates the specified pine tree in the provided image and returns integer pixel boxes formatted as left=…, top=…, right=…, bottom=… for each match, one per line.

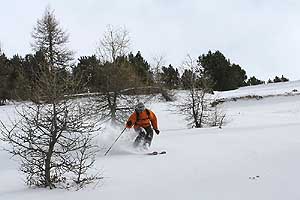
left=280, top=75, right=289, bottom=82
left=181, top=69, right=194, bottom=89
left=0, top=52, right=10, bottom=105
left=197, top=50, right=247, bottom=91
left=160, top=64, right=180, bottom=89
left=247, top=76, right=265, bottom=86
left=73, top=55, right=101, bottom=92
left=128, top=51, right=153, bottom=85
left=273, top=76, right=281, bottom=83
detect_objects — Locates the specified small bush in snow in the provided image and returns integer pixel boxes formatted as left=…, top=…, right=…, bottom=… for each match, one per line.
left=176, top=55, right=226, bottom=128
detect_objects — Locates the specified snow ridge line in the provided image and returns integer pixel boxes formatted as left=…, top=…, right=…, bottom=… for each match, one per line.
left=214, top=91, right=300, bottom=105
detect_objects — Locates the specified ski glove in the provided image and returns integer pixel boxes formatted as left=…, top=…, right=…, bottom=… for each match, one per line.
left=154, top=129, right=160, bottom=135
left=126, top=121, right=132, bottom=127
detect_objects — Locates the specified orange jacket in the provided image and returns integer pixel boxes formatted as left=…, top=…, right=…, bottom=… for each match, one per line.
left=126, top=109, right=158, bottom=130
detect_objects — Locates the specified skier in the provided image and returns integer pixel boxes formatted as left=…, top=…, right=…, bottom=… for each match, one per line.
left=126, top=102, right=160, bottom=148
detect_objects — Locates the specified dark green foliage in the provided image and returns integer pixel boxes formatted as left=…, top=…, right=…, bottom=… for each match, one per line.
left=280, top=75, right=289, bottom=82
left=247, top=76, right=265, bottom=86
left=21, top=51, right=51, bottom=99
left=0, top=53, right=26, bottom=103
left=0, top=51, right=74, bottom=102
left=7, top=55, right=25, bottom=100
left=23, top=51, right=47, bottom=84
left=97, top=56, right=139, bottom=92
left=0, top=52, right=40, bottom=104
left=2, top=51, right=53, bottom=101
left=72, top=51, right=154, bottom=94
left=128, top=51, right=153, bottom=85
left=198, top=73, right=215, bottom=94
left=197, top=50, right=247, bottom=91
left=267, top=75, right=289, bottom=84
left=0, top=53, right=11, bottom=105
left=91, top=55, right=146, bottom=122
left=273, top=76, right=281, bottom=83
left=181, top=69, right=194, bottom=89
left=73, top=55, right=101, bottom=92
left=226, top=64, right=247, bottom=89
left=180, top=68, right=214, bottom=92
left=160, top=64, right=180, bottom=89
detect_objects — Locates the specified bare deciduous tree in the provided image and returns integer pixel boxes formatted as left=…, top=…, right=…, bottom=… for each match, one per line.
left=95, top=25, right=139, bottom=124
left=0, top=65, right=101, bottom=188
left=31, top=6, right=73, bottom=69
left=178, top=86, right=212, bottom=128
left=1, top=100, right=100, bottom=188
left=177, top=55, right=225, bottom=128
left=151, top=55, right=165, bottom=84
left=210, top=105, right=226, bottom=128
left=151, top=55, right=174, bottom=101
left=0, top=7, right=101, bottom=189
left=97, top=25, right=130, bottom=64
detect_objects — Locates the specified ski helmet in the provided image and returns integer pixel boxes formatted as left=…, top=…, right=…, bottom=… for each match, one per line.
left=135, top=102, right=145, bottom=113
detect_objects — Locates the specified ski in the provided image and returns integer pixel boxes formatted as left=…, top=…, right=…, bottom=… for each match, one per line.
left=146, top=151, right=167, bottom=155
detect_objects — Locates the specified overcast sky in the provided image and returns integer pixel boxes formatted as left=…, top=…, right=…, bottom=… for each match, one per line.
left=1, top=0, right=300, bottom=81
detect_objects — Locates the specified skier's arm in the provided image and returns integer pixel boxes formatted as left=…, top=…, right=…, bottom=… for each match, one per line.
left=149, top=111, right=158, bottom=130
left=126, top=113, right=137, bottom=128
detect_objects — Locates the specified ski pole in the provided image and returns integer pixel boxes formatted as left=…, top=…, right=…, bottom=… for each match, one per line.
left=104, top=127, right=127, bottom=156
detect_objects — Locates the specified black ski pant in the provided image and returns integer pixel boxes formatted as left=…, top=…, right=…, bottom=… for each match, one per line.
left=133, top=126, right=154, bottom=147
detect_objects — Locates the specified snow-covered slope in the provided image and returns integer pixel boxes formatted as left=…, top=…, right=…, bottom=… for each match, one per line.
left=217, top=80, right=300, bottom=99
left=1, top=81, right=300, bottom=200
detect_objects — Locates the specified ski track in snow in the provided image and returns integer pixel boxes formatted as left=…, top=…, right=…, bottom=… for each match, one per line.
left=1, top=81, right=300, bottom=200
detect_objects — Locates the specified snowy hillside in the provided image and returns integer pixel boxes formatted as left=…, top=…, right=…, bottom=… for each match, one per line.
left=1, top=81, right=300, bottom=200
left=217, top=80, right=300, bottom=99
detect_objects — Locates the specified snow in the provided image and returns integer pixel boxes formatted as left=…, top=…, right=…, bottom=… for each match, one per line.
left=217, top=80, right=300, bottom=99
left=1, top=81, right=300, bottom=199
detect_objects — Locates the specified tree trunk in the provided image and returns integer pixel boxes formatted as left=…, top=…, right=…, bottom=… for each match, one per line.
left=111, top=93, right=117, bottom=122
left=44, top=103, right=58, bottom=188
